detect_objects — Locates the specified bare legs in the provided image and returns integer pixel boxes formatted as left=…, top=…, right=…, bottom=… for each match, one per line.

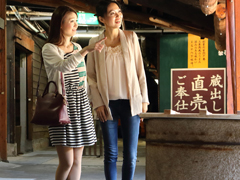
left=67, top=147, right=84, bottom=179
left=55, top=146, right=84, bottom=180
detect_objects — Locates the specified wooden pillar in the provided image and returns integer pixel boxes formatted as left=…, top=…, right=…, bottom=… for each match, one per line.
left=27, top=54, right=33, bottom=140
left=226, top=0, right=236, bottom=113
left=0, top=0, right=7, bottom=161
left=236, top=0, right=240, bottom=112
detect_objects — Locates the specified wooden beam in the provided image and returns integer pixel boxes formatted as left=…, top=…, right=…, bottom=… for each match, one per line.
left=123, top=0, right=129, bottom=5
left=175, top=0, right=200, bottom=9
left=12, top=0, right=213, bottom=31
left=214, top=3, right=226, bottom=51
left=11, top=0, right=214, bottom=39
left=11, top=0, right=66, bottom=8
left=62, top=0, right=90, bottom=8
left=11, top=0, right=95, bottom=12
left=0, top=0, right=7, bottom=162
left=123, top=10, right=214, bottom=39
left=149, top=17, right=214, bottom=40
left=62, top=0, right=95, bottom=12
left=129, top=0, right=214, bottom=31
left=219, top=0, right=226, bottom=3
left=123, top=10, right=167, bottom=28
left=199, top=0, right=218, bottom=15
left=15, top=28, right=34, bottom=52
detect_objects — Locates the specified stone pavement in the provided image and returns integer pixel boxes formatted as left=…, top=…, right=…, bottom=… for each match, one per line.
left=0, top=139, right=146, bottom=180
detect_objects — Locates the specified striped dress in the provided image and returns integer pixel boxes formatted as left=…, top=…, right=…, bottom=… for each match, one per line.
left=48, top=45, right=97, bottom=147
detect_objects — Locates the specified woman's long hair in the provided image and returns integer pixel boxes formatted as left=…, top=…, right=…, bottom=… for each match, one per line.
left=47, top=6, right=77, bottom=45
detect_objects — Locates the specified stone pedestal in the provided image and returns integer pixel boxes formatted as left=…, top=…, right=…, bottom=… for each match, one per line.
left=142, top=113, right=240, bottom=180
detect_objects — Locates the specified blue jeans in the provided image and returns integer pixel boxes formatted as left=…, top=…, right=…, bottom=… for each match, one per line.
left=100, top=100, right=140, bottom=180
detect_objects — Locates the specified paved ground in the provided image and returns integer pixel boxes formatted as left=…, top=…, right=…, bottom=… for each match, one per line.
left=0, top=139, right=146, bottom=180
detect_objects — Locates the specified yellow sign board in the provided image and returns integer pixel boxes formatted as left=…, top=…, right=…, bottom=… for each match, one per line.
left=188, top=34, right=208, bottom=68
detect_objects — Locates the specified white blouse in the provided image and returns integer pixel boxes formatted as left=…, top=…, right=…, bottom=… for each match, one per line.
left=105, top=45, right=129, bottom=100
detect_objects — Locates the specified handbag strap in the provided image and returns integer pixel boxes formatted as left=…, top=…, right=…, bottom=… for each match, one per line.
left=60, top=72, right=66, bottom=96
left=36, top=60, right=61, bottom=97
left=36, top=60, right=43, bottom=96
left=42, top=81, right=58, bottom=97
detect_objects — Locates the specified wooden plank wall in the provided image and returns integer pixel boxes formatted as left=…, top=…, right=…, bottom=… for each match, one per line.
left=31, top=36, right=49, bottom=150
left=14, top=25, right=34, bottom=146
left=0, top=0, right=7, bottom=161
left=13, top=24, right=49, bottom=151
left=7, top=21, right=16, bottom=144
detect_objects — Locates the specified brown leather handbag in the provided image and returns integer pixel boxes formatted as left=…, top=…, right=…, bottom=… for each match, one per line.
left=31, top=60, right=70, bottom=126
left=31, top=81, right=65, bottom=126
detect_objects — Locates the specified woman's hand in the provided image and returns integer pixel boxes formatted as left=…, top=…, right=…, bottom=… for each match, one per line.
left=80, top=37, right=107, bottom=56
left=140, top=102, right=148, bottom=122
left=96, top=105, right=108, bottom=122
left=89, top=37, right=107, bottom=53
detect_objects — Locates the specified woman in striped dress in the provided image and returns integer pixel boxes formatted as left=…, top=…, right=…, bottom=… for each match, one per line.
left=42, top=6, right=106, bottom=180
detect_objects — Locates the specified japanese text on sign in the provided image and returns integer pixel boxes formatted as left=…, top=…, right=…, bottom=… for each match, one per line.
left=188, top=34, right=208, bottom=68
left=171, top=68, right=226, bottom=113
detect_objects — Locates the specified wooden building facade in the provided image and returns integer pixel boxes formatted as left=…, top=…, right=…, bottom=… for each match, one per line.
left=0, top=0, right=239, bottom=162
left=6, top=21, right=48, bottom=156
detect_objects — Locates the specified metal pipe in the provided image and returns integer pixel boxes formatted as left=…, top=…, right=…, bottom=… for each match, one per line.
left=76, top=29, right=182, bottom=34
left=9, top=6, right=47, bottom=39
left=9, top=6, right=21, bottom=21
left=6, top=16, right=51, bottom=21
left=29, top=16, right=51, bottom=21
left=22, top=7, right=32, bottom=12
left=6, top=10, right=52, bottom=17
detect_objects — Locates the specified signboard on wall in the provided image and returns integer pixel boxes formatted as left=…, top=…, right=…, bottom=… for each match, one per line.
left=188, top=34, right=208, bottom=68
left=77, top=12, right=99, bottom=25
left=171, top=68, right=226, bottom=113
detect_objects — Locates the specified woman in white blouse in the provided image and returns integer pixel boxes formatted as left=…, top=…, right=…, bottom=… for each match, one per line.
left=87, top=1, right=149, bottom=180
